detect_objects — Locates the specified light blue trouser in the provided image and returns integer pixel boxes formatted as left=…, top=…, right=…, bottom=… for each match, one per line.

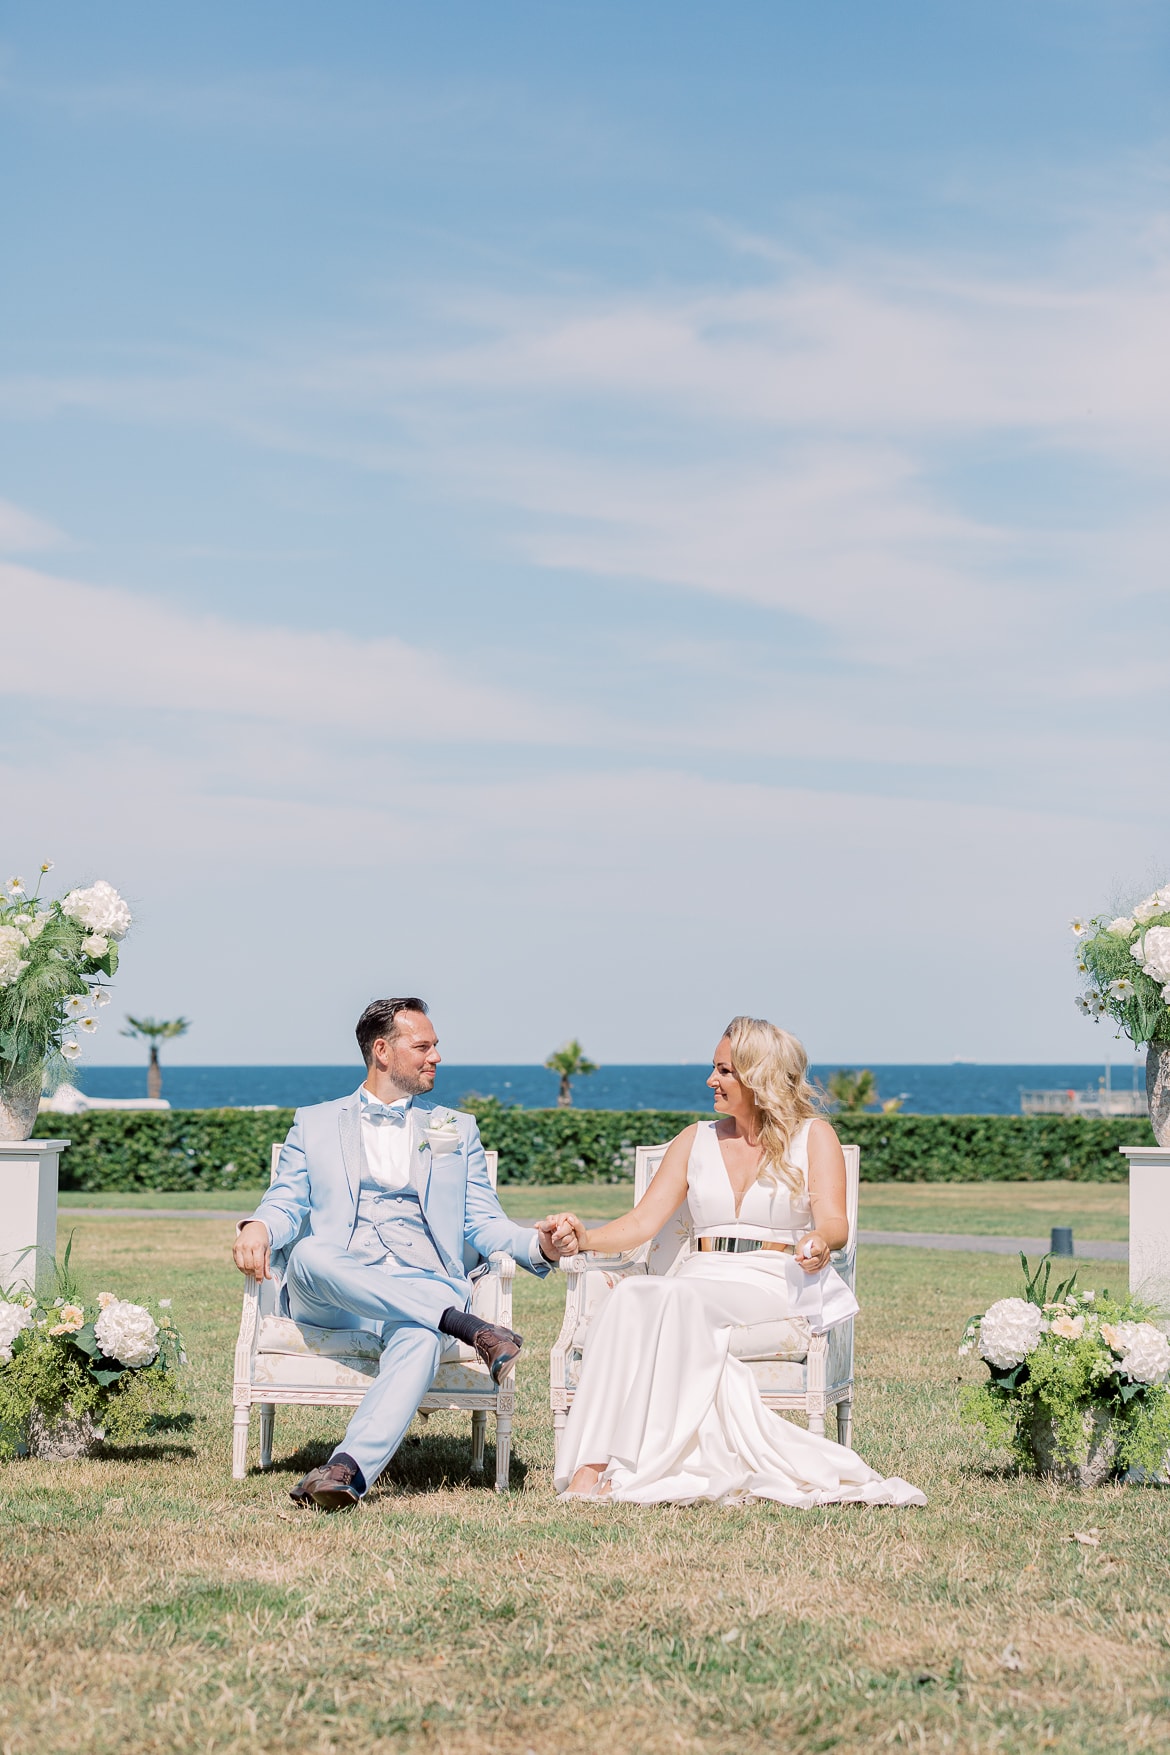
left=284, top=1235, right=470, bottom=1490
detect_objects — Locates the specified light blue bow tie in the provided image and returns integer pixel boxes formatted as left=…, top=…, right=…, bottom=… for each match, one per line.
left=363, top=1101, right=410, bottom=1124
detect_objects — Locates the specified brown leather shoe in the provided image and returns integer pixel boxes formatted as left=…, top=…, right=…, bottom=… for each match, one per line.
left=473, top=1321, right=524, bottom=1384
left=290, top=1455, right=365, bottom=1511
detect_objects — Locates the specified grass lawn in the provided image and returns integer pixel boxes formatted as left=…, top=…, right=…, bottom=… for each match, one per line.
left=0, top=1211, right=1164, bottom=1754
left=59, top=1180, right=1130, bottom=1241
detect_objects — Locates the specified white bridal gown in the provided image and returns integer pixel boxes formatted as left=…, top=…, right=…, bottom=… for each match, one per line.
left=555, top=1119, right=926, bottom=1508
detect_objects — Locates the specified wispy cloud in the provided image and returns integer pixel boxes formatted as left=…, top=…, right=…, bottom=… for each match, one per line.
left=0, top=559, right=562, bottom=744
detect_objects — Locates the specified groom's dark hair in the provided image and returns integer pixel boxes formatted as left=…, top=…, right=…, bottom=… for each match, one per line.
left=356, top=997, right=430, bottom=1065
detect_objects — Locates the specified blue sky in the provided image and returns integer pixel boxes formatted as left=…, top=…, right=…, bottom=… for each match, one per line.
left=2, top=3, right=1167, bottom=1067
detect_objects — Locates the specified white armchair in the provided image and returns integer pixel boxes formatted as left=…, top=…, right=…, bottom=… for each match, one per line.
left=550, top=1140, right=859, bottom=1461
left=232, top=1147, right=517, bottom=1491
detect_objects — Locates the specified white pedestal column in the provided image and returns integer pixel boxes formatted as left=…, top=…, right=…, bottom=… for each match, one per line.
left=1122, top=1145, right=1170, bottom=1308
left=0, top=1139, right=68, bottom=1292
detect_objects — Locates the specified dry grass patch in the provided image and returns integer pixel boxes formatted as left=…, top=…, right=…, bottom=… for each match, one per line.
left=0, top=1217, right=1164, bottom=1752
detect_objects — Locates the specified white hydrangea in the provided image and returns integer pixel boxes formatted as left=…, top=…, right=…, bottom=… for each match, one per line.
left=1103, top=1319, right=1170, bottom=1385
left=0, top=925, right=31, bottom=988
left=0, top=1301, right=34, bottom=1362
left=1108, top=916, right=1137, bottom=937
left=93, top=1299, right=159, bottom=1368
left=1132, top=926, right=1170, bottom=988
left=978, top=1297, right=1045, bottom=1370
left=61, top=880, right=132, bottom=942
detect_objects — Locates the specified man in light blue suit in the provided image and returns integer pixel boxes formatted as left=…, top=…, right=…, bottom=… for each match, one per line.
left=233, top=997, right=571, bottom=1510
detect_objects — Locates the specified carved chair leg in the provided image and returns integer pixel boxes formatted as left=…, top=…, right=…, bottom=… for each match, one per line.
left=470, top=1409, right=487, bottom=1473
left=494, top=1412, right=513, bottom=1493
left=808, top=1410, right=826, bottom=1437
left=552, top=1407, right=566, bottom=1469
left=259, top=1402, right=275, bottom=1470
left=232, top=1404, right=250, bottom=1480
left=836, top=1399, right=853, bottom=1450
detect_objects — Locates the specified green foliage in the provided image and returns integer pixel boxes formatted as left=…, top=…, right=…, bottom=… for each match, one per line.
left=826, top=1068, right=878, bottom=1110
left=1077, top=886, right=1170, bottom=1044
left=543, top=1039, right=599, bottom=1106
left=960, top=1257, right=1170, bottom=1478
left=31, top=1105, right=1155, bottom=1189
left=122, top=1016, right=191, bottom=1043
left=0, top=872, right=119, bottom=1086
left=0, top=1244, right=187, bottom=1455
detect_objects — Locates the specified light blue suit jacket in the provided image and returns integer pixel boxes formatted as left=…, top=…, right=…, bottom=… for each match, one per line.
left=249, top=1089, right=551, bottom=1291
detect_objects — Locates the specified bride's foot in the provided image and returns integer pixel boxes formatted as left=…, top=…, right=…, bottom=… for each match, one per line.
left=567, top=1463, right=606, bottom=1498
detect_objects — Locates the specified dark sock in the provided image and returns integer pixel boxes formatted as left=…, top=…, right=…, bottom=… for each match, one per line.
left=439, top=1306, right=490, bottom=1347
left=328, top=1451, right=367, bottom=1494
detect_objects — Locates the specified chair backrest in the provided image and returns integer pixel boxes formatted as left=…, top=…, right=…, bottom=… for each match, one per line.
left=631, top=1135, right=860, bottom=1278
left=635, top=1142, right=692, bottom=1277
left=268, top=1143, right=499, bottom=1188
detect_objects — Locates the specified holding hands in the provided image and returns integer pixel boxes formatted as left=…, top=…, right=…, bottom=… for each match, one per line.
left=535, top=1212, right=589, bottom=1258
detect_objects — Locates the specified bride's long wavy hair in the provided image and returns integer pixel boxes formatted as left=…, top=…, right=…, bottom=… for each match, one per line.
left=722, top=1016, right=823, bottom=1195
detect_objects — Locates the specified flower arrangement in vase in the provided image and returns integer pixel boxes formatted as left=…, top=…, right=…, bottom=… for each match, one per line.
left=0, top=864, right=132, bottom=1140
left=0, top=1241, right=186, bottom=1459
left=1072, top=881, right=1170, bottom=1143
left=960, top=1254, right=1170, bottom=1487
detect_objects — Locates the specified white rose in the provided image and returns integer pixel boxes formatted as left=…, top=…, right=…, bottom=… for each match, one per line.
left=0, top=926, right=29, bottom=987
left=1133, top=926, right=1170, bottom=987
left=1104, top=1320, right=1170, bottom=1385
left=0, top=1302, right=34, bottom=1362
left=81, top=935, right=109, bottom=957
left=1108, top=916, right=1136, bottom=937
left=93, top=1299, right=159, bottom=1368
left=978, top=1297, right=1045, bottom=1370
left=61, top=880, right=132, bottom=941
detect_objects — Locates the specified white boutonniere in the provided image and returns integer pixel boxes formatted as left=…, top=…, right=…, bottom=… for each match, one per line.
left=420, top=1109, right=461, bottom=1156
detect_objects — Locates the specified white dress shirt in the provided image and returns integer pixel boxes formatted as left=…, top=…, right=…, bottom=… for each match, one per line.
left=360, top=1089, right=414, bottom=1190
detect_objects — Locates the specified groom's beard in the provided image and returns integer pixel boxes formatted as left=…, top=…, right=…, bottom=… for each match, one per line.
left=387, top=1065, right=436, bottom=1097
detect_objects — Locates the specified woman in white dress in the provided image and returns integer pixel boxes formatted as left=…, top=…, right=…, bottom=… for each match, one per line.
left=547, top=1017, right=925, bottom=1508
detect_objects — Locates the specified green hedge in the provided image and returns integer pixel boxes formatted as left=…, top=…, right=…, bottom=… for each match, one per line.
left=33, top=1103, right=1156, bottom=1190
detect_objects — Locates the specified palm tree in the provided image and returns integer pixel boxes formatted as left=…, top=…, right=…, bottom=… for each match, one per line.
left=826, top=1067, right=879, bottom=1112
left=121, top=1015, right=190, bottom=1100
left=544, top=1039, right=599, bottom=1109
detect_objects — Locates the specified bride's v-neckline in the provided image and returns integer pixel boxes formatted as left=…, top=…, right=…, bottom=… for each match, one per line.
left=711, top=1122, right=763, bottom=1218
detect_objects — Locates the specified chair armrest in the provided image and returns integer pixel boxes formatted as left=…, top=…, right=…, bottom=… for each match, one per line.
left=469, top=1251, right=515, bottom=1331
left=561, top=1250, right=645, bottom=1277
left=233, top=1273, right=263, bottom=1389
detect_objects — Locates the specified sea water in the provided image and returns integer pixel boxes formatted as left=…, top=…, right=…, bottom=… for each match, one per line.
left=72, top=1062, right=1145, bottom=1115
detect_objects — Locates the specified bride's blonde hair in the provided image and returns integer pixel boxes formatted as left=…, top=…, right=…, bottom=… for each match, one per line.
left=722, top=1016, right=823, bottom=1195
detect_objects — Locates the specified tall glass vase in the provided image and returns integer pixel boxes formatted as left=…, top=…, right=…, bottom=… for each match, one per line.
left=0, top=1067, right=41, bottom=1142
left=1148, top=1043, right=1170, bottom=1147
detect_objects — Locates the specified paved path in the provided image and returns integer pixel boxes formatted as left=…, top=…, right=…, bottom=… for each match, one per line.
left=858, top=1229, right=1127, bottom=1261
left=62, top=1208, right=1129, bottom=1260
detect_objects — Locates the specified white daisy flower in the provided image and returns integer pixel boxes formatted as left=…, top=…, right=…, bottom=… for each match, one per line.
left=62, top=995, right=88, bottom=1018
left=40, top=860, right=54, bottom=873
left=5, top=878, right=25, bottom=897
left=1108, top=977, right=1136, bottom=1001
left=61, top=1039, right=82, bottom=1061
left=1070, top=919, right=1087, bottom=936
left=92, top=987, right=112, bottom=1007
left=79, top=1017, right=99, bottom=1034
